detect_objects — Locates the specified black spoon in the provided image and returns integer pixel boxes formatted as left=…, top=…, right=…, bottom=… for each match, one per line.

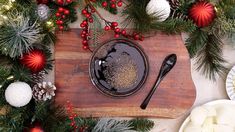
left=140, top=54, right=177, bottom=110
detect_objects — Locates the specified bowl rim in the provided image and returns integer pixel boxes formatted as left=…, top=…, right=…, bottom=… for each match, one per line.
left=88, top=38, right=149, bottom=98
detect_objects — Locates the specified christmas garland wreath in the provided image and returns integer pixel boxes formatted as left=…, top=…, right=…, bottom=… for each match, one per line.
left=0, top=0, right=234, bottom=131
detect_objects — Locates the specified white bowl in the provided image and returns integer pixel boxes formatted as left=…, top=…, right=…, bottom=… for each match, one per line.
left=179, top=100, right=235, bottom=132
left=226, top=66, right=235, bottom=100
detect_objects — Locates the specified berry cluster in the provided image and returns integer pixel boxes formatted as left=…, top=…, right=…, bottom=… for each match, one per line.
left=55, top=0, right=73, bottom=5
left=80, top=6, right=96, bottom=50
left=101, top=0, right=123, bottom=8
left=55, top=7, right=70, bottom=30
left=104, top=21, right=144, bottom=41
left=66, top=101, right=88, bottom=132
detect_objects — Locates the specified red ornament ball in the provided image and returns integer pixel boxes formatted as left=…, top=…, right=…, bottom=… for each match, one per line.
left=29, top=121, right=44, bottom=132
left=102, top=1, right=108, bottom=7
left=20, top=50, right=46, bottom=73
left=36, top=0, right=48, bottom=4
left=188, top=1, right=216, bottom=27
left=117, top=1, right=122, bottom=7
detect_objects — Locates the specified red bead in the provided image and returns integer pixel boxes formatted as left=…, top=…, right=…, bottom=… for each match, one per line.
left=134, top=34, right=139, bottom=40
left=82, top=9, right=88, bottom=15
left=57, top=0, right=63, bottom=4
left=104, top=26, right=110, bottom=31
left=64, top=10, right=70, bottom=15
left=82, top=20, right=88, bottom=25
left=62, top=15, right=66, bottom=19
left=114, top=34, right=120, bottom=38
left=55, top=12, right=61, bottom=17
left=110, top=3, right=116, bottom=8
left=82, top=30, right=86, bottom=34
left=121, top=30, right=126, bottom=35
left=102, top=1, right=108, bottom=7
left=88, top=18, right=93, bottom=23
left=58, top=7, right=64, bottom=13
left=110, top=0, right=116, bottom=2
left=115, top=28, right=120, bottom=33
left=111, top=22, right=118, bottom=27
left=83, top=45, right=88, bottom=50
left=59, top=20, right=63, bottom=24
left=59, top=26, right=64, bottom=30
left=117, top=1, right=122, bottom=7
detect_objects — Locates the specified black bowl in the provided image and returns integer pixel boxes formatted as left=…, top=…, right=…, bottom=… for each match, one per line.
left=89, top=39, right=149, bottom=97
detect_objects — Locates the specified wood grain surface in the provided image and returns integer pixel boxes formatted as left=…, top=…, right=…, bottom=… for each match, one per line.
left=55, top=29, right=196, bottom=118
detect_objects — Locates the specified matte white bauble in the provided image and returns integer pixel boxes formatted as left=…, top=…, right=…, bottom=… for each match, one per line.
left=146, top=0, right=171, bottom=22
left=5, top=82, right=32, bottom=107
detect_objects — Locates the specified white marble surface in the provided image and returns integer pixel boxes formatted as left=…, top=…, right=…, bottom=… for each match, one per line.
left=55, top=7, right=235, bottom=132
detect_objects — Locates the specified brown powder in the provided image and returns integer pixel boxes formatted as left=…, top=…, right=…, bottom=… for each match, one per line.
left=103, top=53, right=138, bottom=89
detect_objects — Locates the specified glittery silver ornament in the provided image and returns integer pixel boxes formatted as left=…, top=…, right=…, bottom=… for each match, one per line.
left=37, top=4, right=50, bottom=21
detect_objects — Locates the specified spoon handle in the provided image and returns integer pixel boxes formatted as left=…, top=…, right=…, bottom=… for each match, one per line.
left=140, top=54, right=177, bottom=110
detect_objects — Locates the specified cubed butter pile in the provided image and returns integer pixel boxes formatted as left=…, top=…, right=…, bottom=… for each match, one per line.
left=184, top=105, right=235, bottom=132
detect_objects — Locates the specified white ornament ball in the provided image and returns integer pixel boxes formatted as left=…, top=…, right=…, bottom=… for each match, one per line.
left=146, top=0, right=171, bottom=22
left=37, top=4, right=50, bottom=21
left=5, top=82, right=32, bottom=107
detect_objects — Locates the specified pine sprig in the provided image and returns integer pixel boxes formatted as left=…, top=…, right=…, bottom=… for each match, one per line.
left=129, top=118, right=154, bottom=132
left=186, top=29, right=208, bottom=58
left=0, top=12, right=42, bottom=58
left=195, top=33, right=228, bottom=80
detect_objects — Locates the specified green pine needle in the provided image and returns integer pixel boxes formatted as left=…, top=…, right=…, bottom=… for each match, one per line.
left=129, top=118, right=154, bottom=132
left=0, top=12, right=42, bottom=58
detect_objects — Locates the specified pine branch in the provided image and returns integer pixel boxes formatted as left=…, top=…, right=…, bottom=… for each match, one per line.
left=92, top=118, right=136, bottom=132
left=90, top=14, right=103, bottom=48
left=129, top=118, right=154, bottom=132
left=195, top=33, right=228, bottom=80
left=216, top=0, right=235, bottom=19
left=186, top=29, right=208, bottom=58
left=0, top=11, right=42, bottom=58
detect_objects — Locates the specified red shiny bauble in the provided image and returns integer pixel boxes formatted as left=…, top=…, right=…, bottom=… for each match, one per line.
left=117, top=1, right=122, bottom=7
left=58, top=7, right=64, bottom=13
left=59, top=25, right=64, bottom=30
left=114, top=34, right=119, bottom=38
left=28, top=121, right=44, bottom=132
left=111, top=22, right=118, bottom=27
left=64, top=9, right=70, bottom=15
left=188, top=1, right=216, bottom=27
left=20, top=50, right=46, bottom=73
left=110, top=3, right=116, bottom=8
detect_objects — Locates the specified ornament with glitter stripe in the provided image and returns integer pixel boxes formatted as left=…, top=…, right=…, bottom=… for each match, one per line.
left=188, top=1, right=216, bottom=27
left=20, top=49, right=46, bottom=73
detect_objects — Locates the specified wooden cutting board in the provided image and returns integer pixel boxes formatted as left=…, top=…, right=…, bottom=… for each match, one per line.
left=55, top=29, right=196, bottom=118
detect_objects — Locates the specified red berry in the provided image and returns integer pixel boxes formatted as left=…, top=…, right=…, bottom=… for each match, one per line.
left=83, top=45, right=88, bottom=50
left=104, top=26, right=110, bottom=31
left=115, top=28, right=120, bottom=33
left=102, top=1, right=108, bottom=7
left=89, top=18, right=93, bottom=23
left=82, top=20, right=88, bottom=25
left=66, top=0, right=72, bottom=3
left=85, top=13, right=91, bottom=18
left=134, top=34, right=139, bottom=40
left=82, top=40, right=88, bottom=45
left=62, top=15, right=66, bottom=19
left=117, top=1, right=122, bottom=7
left=59, top=20, right=63, bottom=24
left=82, top=9, right=88, bottom=15
left=121, top=30, right=126, bottom=35
left=59, top=26, right=64, bottom=30
left=57, top=0, right=63, bottom=4
left=56, top=12, right=61, bottom=17
left=111, top=22, right=118, bottom=27
left=110, top=0, right=116, bottom=2
left=82, top=30, right=86, bottom=34
left=80, top=23, right=85, bottom=27
left=110, top=3, right=116, bottom=8
left=64, top=10, right=70, bottom=15
left=114, top=34, right=120, bottom=38
left=90, top=0, right=96, bottom=2
left=58, top=7, right=64, bottom=13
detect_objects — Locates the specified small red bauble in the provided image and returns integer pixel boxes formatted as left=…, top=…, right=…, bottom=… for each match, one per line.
left=66, top=0, right=72, bottom=3
left=59, top=25, right=64, bottom=30
left=28, top=121, right=44, bottom=132
left=88, top=18, right=93, bottom=23
left=114, top=34, right=119, bottom=38
left=188, top=1, right=216, bottom=27
left=102, top=1, right=108, bottom=7
left=55, top=12, right=61, bottom=17
left=121, top=30, right=126, bottom=35
left=114, top=28, right=120, bottom=33
left=134, top=34, right=139, bottom=40
left=104, top=26, right=110, bottom=31
left=83, top=45, right=89, bottom=50
left=82, top=9, right=88, bottom=15
left=20, top=50, right=46, bottom=73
